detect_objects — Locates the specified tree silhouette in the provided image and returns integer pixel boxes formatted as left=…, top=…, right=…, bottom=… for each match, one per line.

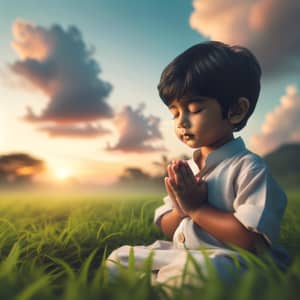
left=119, top=167, right=150, bottom=183
left=152, top=154, right=169, bottom=177
left=116, top=154, right=192, bottom=189
left=0, top=153, right=45, bottom=185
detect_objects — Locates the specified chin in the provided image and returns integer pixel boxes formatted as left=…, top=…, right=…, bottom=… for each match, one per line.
left=183, top=141, right=201, bottom=149
left=190, top=144, right=202, bottom=149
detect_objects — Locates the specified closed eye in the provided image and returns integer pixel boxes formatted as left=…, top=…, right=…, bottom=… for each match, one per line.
left=188, top=103, right=203, bottom=114
left=190, top=108, right=203, bottom=114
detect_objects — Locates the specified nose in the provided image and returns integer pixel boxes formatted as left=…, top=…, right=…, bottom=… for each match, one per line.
left=177, top=113, right=190, bottom=129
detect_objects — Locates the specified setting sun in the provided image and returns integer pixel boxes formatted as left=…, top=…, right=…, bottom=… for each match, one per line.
left=54, top=167, right=72, bottom=181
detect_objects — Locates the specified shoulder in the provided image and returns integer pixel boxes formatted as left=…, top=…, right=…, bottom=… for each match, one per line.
left=230, top=149, right=268, bottom=174
left=228, top=150, right=275, bottom=190
left=232, top=150, right=286, bottom=197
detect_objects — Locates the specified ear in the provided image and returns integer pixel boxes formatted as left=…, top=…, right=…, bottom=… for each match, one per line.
left=227, top=97, right=250, bottom=127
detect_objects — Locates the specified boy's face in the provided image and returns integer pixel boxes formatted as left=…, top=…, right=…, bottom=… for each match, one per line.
left=168, top=96, right=234, bottom=149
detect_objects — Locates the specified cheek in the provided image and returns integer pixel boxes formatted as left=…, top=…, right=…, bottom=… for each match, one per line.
left=173, top=121, right=178, bottom=131
left=191, top=116, right=205, bottom=129
left=174, top=125, right=181, bottom=137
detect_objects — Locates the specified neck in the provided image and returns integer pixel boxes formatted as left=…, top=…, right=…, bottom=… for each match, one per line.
left=196, top=133, right=234, bottom=168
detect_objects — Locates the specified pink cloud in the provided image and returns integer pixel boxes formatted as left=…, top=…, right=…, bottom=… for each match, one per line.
left=11, top=20, right=52, bottom=61
left=10, top=19, right=113, bottom=133
left=190, top=0, right=300, bottom=74
left=38, top=123, right=110, bottom=138
left=250, top=85, right=300, bottom=155
left=106, top=104, right=166, bottom=153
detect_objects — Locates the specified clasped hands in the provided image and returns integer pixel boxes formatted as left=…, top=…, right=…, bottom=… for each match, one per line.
left=164, top=160, right=208, bottom=217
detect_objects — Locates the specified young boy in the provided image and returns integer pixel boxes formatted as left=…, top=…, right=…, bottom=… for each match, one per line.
left=106, top=41, right=289, bottom=286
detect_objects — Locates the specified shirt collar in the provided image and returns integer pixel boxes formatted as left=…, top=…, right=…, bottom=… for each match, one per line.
left=187, top=137, right=247, bottom=175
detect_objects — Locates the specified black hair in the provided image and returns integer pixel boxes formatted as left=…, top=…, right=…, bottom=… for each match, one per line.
left=157, top=41, right=261, bottom=131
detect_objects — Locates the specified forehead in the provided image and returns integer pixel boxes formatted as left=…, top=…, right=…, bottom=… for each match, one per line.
left=168, top=96, right=212, bottom=109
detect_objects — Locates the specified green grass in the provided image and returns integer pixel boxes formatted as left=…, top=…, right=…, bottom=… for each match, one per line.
left=0, top=189, right=299, bottom=300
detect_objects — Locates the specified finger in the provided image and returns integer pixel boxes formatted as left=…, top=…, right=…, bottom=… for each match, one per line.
left=171, top=163, right=181, bottom=186
left=171, top=160, right=179, bottom=182
left=182, top=161, right=197, bottom=184
left=167, top=178, right=184, bottom=212
left=168, top=178, right=188, bottom=212
left=167, top=164, right=172, bottom=178
left=178, top=161, right=191, bottom=186
left=174, top=160, right=190, bottom=187
left=168, top=177, right=179, bottom=195
left=174, top=160, right=193, bottom=187
left=165, top=178, right=182, bottom=209
left=174, top=162, right=187, bottom=189
left=165, top=178, right=180, bottom=206
left=164, top=177, right=175, bottom=200
left=167, top=164, right=176, bottom=182
left=165, top=178, right=187, bottom=215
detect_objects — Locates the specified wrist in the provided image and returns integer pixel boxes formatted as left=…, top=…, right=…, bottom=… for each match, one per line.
left=173, top=208, right=187, bottom=219
left=187, top=202, right=208, bottom=218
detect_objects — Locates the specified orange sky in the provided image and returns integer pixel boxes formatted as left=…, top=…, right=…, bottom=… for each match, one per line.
left=1, top=1, right=300, bottom=186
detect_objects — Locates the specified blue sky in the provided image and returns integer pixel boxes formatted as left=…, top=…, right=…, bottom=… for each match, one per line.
left=0, top=0, right=299, bottom=184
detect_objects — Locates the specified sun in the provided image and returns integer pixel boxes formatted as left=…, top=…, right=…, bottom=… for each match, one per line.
left=54, top=167, right=72, bottom=181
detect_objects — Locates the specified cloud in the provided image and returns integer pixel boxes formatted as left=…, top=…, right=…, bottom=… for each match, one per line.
left=38, top=123, right=111, bottom=138
left=189, top=0, right=300, bottom=75
left=250, top=85, right=300, bottom=155
left=10, top=19, right=113, bottom=125
left=106, top=104, right=166, bottom=153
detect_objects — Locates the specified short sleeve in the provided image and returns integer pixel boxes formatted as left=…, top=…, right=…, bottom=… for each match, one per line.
left=153, top=195, right=173, bottom=227
left=233, top=166, right=287, bottom=245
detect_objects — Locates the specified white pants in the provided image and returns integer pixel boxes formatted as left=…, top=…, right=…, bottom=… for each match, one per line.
left=106, top=240, right=246, bottom=287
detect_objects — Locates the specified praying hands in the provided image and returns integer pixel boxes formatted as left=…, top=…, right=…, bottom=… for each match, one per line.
left=164, top=160, right=208, bottom=215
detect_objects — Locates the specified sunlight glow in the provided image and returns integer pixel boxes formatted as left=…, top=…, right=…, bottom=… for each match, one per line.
left=54, top=167, right=72, bottom=181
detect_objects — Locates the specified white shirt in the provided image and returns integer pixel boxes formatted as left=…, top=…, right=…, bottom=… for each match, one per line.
left=154, top=137, right=290, bottom=268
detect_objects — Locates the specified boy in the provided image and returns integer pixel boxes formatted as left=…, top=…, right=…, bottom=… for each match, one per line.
left=106, top=41, right=289, bottom=286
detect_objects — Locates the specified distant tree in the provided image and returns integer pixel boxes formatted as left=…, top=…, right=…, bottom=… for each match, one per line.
left=119, top=167, right=150, bottom=184
left=117, top=154, right=191, bottom=189
left=152, top=155, right=169, bottom=177
left=0, top=153, right=45, bottom=185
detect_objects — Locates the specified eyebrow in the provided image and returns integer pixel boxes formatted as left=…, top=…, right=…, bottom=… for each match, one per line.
left=168, top=96, right=206, bottom=109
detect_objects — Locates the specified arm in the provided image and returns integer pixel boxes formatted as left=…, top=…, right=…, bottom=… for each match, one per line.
left=168, top=160, right=263, bottom=252
left=189, top=204, right=263, bottom=251
left=159, top=209, right=185, bottom=240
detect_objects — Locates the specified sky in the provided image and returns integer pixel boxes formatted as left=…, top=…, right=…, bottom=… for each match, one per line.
left=0, top=0, right=300, bottom=185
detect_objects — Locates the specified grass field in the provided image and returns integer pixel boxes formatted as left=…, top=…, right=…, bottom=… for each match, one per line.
left=0, top=189, right=299, bottom=300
